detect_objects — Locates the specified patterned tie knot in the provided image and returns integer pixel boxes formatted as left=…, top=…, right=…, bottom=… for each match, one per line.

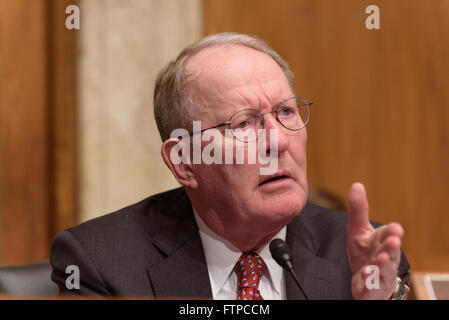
left=235, top=252, right=266, bottom=300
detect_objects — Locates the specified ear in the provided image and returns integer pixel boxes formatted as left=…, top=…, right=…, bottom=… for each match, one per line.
left=161, top=138, right=198, bottom=189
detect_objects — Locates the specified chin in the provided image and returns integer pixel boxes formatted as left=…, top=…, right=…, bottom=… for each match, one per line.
left=273, top=186, right=307, bottom=210
left=257, top=192, right=306, bottom=229
left=274, top=200, right=304, bottom=220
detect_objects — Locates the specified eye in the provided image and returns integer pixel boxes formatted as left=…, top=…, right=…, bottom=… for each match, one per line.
left=236, top=120, right=250, bottom=129
left=279, top=106, right=294, bottom=117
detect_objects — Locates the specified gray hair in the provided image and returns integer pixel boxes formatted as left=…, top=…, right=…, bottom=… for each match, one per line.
left=153, top=32, right=295, bottom=141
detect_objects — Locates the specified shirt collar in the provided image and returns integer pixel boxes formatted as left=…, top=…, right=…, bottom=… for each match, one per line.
left=193, top=207, right=286, bottom=298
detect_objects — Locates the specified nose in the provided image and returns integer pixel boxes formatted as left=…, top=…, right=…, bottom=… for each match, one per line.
left=261, top=113, right=289, bottom=156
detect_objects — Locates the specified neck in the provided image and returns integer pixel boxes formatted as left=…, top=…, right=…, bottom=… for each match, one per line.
left=192, top=204, right=282, bottom=252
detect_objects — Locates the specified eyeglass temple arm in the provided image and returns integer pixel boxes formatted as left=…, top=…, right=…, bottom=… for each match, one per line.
left=188, top=122, right=230, bottom=137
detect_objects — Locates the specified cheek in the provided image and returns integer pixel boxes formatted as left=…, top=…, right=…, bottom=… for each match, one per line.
left=193, top=135, right=260, bottom=190
left=290, top=130, right=308, bottom=167
left=288, top=132, right=308, bottom=198
left=194, top=162, right=257, bottom=192
left=193, top=163, right=223, bottom=187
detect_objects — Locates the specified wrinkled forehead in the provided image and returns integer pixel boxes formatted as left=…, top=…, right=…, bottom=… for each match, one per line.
left=184, top=44, right=291, bottom=110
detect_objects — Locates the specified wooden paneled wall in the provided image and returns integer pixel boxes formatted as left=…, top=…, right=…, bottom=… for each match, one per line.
left=0, top=0, right=77, bottom=264
left=205, top=0, right=449, bottom=271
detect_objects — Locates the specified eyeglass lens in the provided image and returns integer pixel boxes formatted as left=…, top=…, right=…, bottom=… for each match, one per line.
left=230, top=97, right=310, bottom=142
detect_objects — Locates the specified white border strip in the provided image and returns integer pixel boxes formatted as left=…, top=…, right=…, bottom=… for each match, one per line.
left=423, top=273, right=449, bottom=300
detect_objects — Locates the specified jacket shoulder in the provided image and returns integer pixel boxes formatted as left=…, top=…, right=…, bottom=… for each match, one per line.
left=66, top=187, right=186, bottom=241
left=50, top=187, right=189, bottom=295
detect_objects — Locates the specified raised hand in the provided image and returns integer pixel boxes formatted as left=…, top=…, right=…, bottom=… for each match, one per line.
left=346, top=182, right=404, bottom=300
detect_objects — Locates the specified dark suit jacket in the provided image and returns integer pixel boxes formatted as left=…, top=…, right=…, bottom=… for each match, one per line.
left=50, top=187, right=410, bottom=299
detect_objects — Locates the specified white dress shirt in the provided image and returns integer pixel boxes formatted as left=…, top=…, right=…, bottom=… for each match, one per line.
left=193, top=209, right=287, bottom=300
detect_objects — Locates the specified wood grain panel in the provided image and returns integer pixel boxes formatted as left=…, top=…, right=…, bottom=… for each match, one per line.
left=205, top=0, right=449, bottom=271
left=47, top=0, right=78, bottom=238
left=0, top=0, right=50, bottom=264
left=0, top=0, right=78, bottom=264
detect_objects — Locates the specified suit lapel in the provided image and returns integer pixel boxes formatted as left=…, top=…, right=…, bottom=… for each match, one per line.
left=146, top=190, right=213, bottom=299
left=285, top=206, right=346, bottom=300
left=145, top=190, right=347, bottom=300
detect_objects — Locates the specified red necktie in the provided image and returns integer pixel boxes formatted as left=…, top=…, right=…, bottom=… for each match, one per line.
left=235, top=252, right=266, bottom=300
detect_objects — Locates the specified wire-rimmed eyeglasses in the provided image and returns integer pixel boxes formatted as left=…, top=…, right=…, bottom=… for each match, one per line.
left=192, top=96, right=312, bottom=142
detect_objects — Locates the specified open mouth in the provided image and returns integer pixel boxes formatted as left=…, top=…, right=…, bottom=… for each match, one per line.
left=258, top=175, right=290, bottom=186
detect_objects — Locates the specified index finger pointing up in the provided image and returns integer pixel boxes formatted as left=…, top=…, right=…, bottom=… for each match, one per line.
left=348, top=182, right=371, bottom=230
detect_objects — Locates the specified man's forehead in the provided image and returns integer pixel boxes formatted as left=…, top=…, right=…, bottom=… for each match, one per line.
left=185, top=44, right=283, bottom=88
left=184, top=44, right=289, bottom=106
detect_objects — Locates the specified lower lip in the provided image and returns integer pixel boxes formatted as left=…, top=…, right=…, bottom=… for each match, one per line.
left=258, top=177, right=293, bottom=191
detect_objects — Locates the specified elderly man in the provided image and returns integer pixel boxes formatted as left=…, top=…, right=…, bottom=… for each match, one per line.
left=50, top=33, right=410, bottom=300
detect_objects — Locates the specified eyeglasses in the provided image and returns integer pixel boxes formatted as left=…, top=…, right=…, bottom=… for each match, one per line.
left=195, top=96, right=312, bottom=142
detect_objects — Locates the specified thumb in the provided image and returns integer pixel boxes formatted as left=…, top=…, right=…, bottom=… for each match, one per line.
left=348, top=182, right=370, bottom=230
